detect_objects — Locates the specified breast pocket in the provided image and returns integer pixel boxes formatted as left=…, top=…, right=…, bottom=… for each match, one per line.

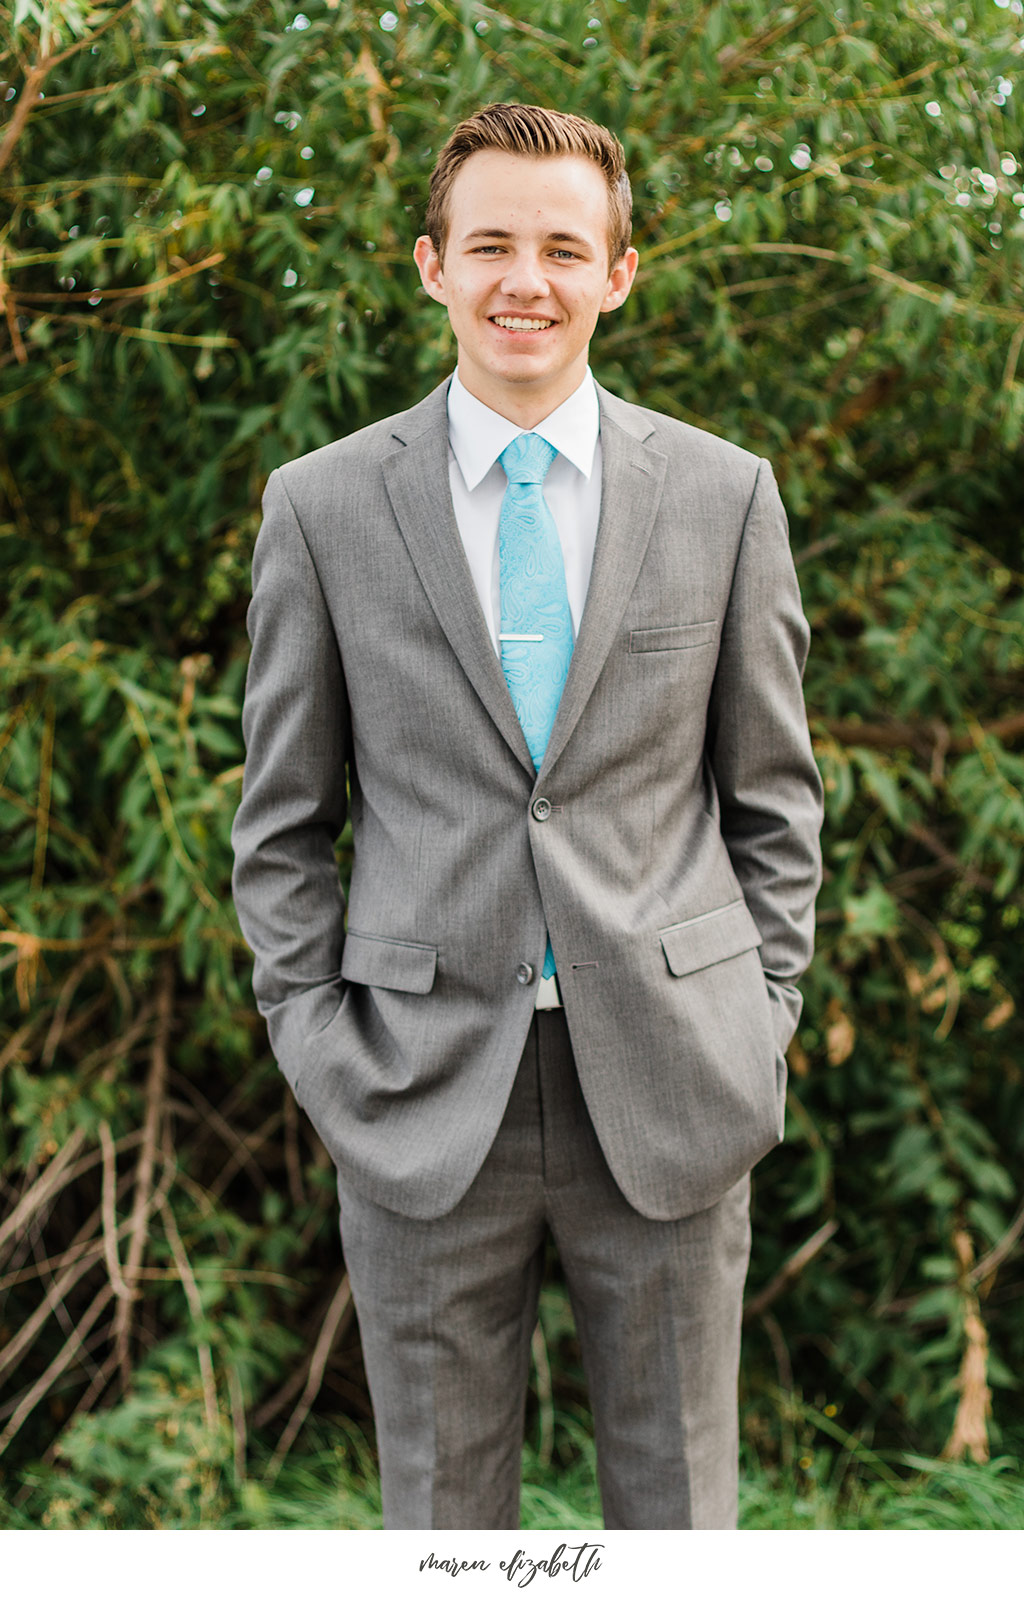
left=628, top=620, right=719, bottom=654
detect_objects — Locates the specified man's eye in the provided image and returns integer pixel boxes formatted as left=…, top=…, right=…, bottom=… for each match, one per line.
left=551, top=250, right=578, bottom=260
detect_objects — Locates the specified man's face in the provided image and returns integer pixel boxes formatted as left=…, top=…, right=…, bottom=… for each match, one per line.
left=414, top=150, right=638, bottom=425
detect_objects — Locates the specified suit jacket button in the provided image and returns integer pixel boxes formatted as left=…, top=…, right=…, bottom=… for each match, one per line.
left=516, top=962, right=536, bottom=985
left=531, top=797, right=552, bottom=821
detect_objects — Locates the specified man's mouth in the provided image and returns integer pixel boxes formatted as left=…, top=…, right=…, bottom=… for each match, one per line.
left=490, top=316, right=555, bottom=331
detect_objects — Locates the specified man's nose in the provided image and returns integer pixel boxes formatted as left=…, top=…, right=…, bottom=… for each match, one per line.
left=500, top=254, right=549, bottom=299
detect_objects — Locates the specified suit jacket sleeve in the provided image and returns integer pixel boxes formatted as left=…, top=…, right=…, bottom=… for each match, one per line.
left=231, top=467, right=351, bottom=1083
left=707, top=457, right=823, bottom=1056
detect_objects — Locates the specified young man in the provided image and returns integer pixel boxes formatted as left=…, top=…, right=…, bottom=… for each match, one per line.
left=231, top=104, right=823, bottom=1530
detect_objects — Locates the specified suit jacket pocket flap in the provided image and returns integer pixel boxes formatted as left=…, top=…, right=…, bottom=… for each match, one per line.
left=341, top=930, right=438, bottom=994
left=659, top=898, right=762, bottom=978
left=629, top=620, right=718, bottom=653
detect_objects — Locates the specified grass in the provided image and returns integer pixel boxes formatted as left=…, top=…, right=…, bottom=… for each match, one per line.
left=6, top=1394, right=1022, bottom=1530
left=739, top=1452, right=1024, bottom=1530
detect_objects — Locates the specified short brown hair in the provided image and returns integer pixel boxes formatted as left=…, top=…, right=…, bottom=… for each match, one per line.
left=425, top=103, right=632, bottom=265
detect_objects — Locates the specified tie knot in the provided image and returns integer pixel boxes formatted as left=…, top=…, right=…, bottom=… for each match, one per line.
left=499, top=432, right=557, bottom=486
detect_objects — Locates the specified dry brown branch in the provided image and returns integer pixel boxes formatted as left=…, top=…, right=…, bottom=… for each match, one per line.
left=0, top=1282, right=115, bottom=1460
left=0, top=1017, right=35, bottom=1075
left=100, top=950, right=133, bottom=1017
left=39, top=311, right=238, bottom=350
left=0, top=928, right=231, bottom=956
left=0, top=1157, right=145, bottom=1293
left=30, top=696, right=55, bottom=888
left=28, top=1157, right=178, bottom=1460
left=98, top=1121, right=134, bottom=1301
left=744, top=1219, right=840, bottom=1321
left=72, top=1005, right=155, bottom=1081
left=971, top=1196, right=1024, bottom=1286
left=353, top=41, right=398, bottom=172
left=2, top=285, right=27, bottom=363
left=0, top=1237, right=96, bottom=1295
left=24, top=80, right=120, bottom=109
left=228, top=1363, right=247, bottom=1485
left=157, top=1194, right=218, bottom=1431
left=112, top=961, right=172, bottom=1381
left=820, top=711, right=1024, bottom=754
left=0, top=1011, right=155, bottom=1270
left=250, top=1360, right=307, bottom=1432
left=0, top=3, right=135, bottom=179
left=0, top=1128, right=88, bottom=1262
left=1002, top=320, right=1024, bottom=391
left=15, top=250, right=226, bottom=304
left=760, top=1310, right=793, bottom=1393
left=0, top=1220, right=130, bottom=1383
left=0, top=774, right=100, bottom=864
left=47, top=1349, right=121, bottom=1446
left=167, top=1068, right=267, bottom=1191
left=265, top=1273, right=353, bottom=1482
left=40, top=952, right=100, bottom=1068
left=297, top=1145, right=336, bottom=1254
left=897, top=901, right=960, bottom=1041
left=206, top=1108, right=283, bottom=1201
left=131, top=1266, right=300, bottom=1289
left=716, top=1, right=820, bottom=79
left=0, top=1139, right=143, bottom=1289
left=943, top=1233, right=992, bottom=1464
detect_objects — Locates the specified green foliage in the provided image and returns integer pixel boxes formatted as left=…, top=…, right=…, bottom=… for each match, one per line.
left=2, top=0, right=1022, bottom=1526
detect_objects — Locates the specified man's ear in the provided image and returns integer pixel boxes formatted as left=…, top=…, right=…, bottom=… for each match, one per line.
left=601, top=246, right=639, bottom=314
left=414, top=235, right=447, bottom=305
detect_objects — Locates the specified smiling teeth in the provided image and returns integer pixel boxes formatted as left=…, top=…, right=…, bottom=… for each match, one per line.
left=493, top=316, right=552, bottom=330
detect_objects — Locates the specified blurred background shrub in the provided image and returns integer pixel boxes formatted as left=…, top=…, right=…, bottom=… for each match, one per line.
left=1, top=0, right=1022, bottom=1528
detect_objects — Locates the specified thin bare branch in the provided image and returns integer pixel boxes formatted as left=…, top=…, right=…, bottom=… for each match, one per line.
left=167, top=1068, right=267, bottom=1191
left=0, top=1283, right=115, bottom=1460
left=0, top=1129, right=88, bottom=1262
left=0, top=4, right=135, bottom=179
left=744, top=1219, right=840, bottom=1321
left=112, top=961, right=172, bottom=1379
left=971, top=1197, right=1024, bottom=1286
left=40, top=952, right=100, bottom=1069
left=15, top=250, right=226, bottom=304
left=228, top=1364, right=247, bottom=1485
left=157, top=1194, right=218, bottom=1431
left=819, top=711, right=1024, bottom=755
left=943, top=1232, right=992, bottom=1464
left=265, top=1274, right=353, bottom=1482
left=98, top=1121, right=134, bottom=1301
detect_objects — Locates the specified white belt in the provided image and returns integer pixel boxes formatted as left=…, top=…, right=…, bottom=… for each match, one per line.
left=534, top=973, right=563, bottom=1010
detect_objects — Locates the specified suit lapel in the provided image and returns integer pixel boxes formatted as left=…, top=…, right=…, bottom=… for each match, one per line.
left=381, top=382, right=535, bottom=777
left=539, top=387, right=667, bottom=777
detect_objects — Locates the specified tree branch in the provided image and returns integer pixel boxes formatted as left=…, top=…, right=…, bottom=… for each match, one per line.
left=744, top=1219, right=839, bottom=1321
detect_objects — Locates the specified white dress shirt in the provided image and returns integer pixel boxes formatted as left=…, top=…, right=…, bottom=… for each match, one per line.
left=446, top=367, right=602, bottom=654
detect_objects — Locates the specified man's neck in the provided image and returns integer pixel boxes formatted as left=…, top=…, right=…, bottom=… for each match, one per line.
left=454, top=365, right=591, bottom=431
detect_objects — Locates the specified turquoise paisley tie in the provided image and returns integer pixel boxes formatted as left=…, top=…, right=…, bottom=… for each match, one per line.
left=498, top=432, right=574, bottom=980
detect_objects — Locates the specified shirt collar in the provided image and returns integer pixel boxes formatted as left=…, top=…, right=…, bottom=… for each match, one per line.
left=447, top=368, right=600, bottom=491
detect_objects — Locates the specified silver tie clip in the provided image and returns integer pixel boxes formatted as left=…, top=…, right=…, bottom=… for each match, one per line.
left=499, top=632, right=544, bottom=642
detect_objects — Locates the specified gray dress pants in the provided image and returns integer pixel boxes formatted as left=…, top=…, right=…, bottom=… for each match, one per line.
left=336, top=1010, right=752, bottom=1530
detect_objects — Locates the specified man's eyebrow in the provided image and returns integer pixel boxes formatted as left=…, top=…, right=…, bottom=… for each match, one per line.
left=459, top=227, right=593, bottom=248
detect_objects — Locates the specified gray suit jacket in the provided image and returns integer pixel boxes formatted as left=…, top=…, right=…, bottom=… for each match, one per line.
left=231, top=379, right=823, bottom=1221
